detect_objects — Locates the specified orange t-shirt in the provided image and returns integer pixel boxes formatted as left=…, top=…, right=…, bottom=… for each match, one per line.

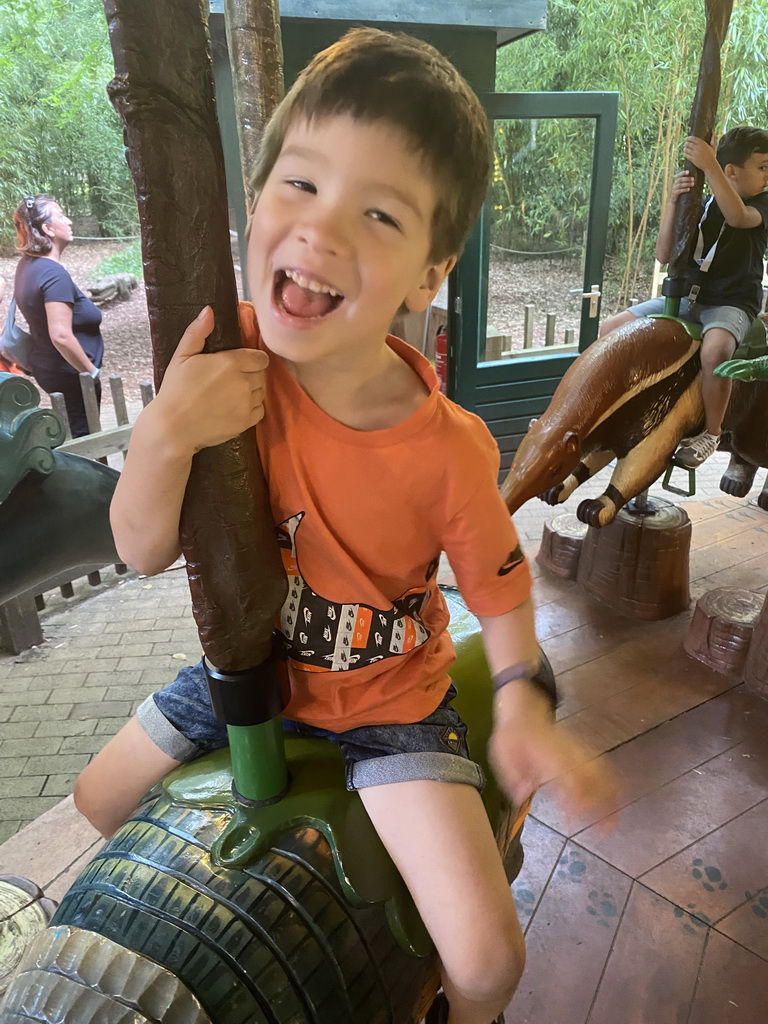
left=244, top=311, right=532, bottom=731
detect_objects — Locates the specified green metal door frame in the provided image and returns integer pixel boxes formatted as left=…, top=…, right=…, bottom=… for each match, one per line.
left=450, top=91, right=619, bottom=436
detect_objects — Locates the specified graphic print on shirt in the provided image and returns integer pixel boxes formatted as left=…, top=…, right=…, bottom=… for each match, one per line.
left=277, top=512, right=432, bottom=672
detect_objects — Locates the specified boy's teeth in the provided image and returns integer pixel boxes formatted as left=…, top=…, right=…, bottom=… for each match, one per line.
left=285, top=269, right=339, bottom=297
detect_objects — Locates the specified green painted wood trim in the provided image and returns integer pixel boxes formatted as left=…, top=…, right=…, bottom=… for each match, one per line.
left=582, top=93, right=619, bottom=350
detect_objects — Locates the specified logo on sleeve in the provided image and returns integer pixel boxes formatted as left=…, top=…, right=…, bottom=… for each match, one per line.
left=497, top=544, right=524, bottom=577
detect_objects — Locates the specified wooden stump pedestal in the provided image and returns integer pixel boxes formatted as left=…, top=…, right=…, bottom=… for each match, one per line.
left=576, top=502, right=691, bottom=620
left=684, top=588, right=764, bottom=676
left=744, top=597, right=768, bottom=698
left=536, top=513, right=588, bottom=580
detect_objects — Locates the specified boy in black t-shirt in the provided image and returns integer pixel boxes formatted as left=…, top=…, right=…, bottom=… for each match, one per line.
left=601, top=126, right=768, bottom=467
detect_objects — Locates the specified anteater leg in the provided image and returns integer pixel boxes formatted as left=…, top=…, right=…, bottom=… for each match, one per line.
left=758, top=473, right=768, bottom=511
left=720, top=452, right=758, bottom=498
left=539, top=450, right=615, bottom=505
left=577, top=386, right=702, bottom=527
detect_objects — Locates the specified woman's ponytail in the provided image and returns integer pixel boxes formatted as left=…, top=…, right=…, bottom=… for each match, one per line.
left=13, top=195, right=57, bottom=256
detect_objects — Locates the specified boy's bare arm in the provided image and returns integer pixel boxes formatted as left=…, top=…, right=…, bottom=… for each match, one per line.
left=655, top=169, right=695, bottom=263
left=110, top=405, right=192, bottom=574
left=684, top=136, right=762, bottom=229
left=110, top=306, right=269, bottom=575
left=478, top=601, right=617, bottom=820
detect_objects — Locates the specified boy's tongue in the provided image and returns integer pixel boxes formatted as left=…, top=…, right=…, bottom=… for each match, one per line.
left=281, top=278, right=334, bottom=319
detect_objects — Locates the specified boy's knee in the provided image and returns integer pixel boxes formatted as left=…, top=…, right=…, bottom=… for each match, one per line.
left=73, top=764, right=119, bottom=838
left=701, top=329, right=737, bottom=369
left=73, top=770, right=96, bottom=825
left=600, top=310, right=633, bottom=337
left=447, top=917, right=526, bottom=1004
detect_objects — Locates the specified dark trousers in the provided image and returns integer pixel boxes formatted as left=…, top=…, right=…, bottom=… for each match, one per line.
left=34, top=370, right=101, bottom=439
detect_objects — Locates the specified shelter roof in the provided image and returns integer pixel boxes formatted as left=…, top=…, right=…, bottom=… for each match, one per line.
left=208, top=2, right=546, bottom=46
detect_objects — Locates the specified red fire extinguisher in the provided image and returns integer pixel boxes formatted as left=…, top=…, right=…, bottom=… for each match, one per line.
left=435, top=323, right=448, bottom=395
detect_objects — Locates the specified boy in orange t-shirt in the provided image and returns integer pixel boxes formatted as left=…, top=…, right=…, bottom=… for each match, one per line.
left=76, top=29, right=612, bottom=1024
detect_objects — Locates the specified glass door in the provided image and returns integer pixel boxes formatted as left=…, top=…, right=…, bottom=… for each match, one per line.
left=449, top=92, right=618, bottom=474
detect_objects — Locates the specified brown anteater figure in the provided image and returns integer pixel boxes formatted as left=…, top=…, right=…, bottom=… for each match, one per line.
left=501, top=317, right=768, bottom=526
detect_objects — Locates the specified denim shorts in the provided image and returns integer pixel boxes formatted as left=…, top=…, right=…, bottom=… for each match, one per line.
left=628, top=296, right=752, bottom=345
left=136, top=661, right=484, bottom=792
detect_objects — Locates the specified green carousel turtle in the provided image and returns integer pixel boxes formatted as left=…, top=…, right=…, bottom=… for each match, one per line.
left=1, top=592, right=553, bottom=1024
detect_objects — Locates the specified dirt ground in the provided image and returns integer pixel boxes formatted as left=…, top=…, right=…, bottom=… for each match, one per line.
left=0, top=241, right=644, bottom=424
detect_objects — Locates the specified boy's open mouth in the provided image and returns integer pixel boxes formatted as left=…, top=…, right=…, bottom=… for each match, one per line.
left=274, top=269, right=345, bottom=320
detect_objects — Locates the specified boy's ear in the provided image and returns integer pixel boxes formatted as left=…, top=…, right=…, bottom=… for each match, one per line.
left=404, top=255, right=458, bottom=314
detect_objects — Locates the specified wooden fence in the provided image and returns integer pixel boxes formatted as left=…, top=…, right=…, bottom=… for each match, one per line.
left=483, top=306, right=577, bottom=362
left=0, top=374, right=154, bottom=655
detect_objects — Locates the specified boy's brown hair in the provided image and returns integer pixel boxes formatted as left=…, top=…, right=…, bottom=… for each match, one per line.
left=251, top=27, right=493, bottom=263
left=716, top=126, right=768, bottom=169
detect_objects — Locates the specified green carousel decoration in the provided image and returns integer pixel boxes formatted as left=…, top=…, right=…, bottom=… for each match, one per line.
left=0, top=2, right=546, bottom=1022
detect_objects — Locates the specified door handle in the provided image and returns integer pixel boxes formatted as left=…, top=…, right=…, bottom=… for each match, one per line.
left=581, top=285, right=601, bottom=317
left=568, top=285, right=602, bottom=317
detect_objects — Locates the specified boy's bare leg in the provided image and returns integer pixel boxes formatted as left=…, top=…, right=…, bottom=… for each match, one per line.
left=700, top=326, right=737, bottom=435
left=74, top=716, right=182, bottom=838
left=599, top=309, right=635, bottom=337
left=360, top=779, right=525, bottom=1024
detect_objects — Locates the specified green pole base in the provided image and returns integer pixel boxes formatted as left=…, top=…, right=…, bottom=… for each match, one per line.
left=227, top=716, right=288, bottom=805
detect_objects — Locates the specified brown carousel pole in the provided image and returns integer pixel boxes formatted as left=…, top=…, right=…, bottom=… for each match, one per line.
left=663, top=0, right=734, bottom=314
left=223, top=0, right=284, bottom=210
left=103, top=0, right=289, bottom=803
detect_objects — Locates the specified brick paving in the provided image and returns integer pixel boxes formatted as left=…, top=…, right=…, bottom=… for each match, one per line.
left=1, top=450, right=766, bottom=841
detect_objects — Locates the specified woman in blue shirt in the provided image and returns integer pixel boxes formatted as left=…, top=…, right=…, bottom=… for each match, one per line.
left=13, top=195, right=104, bottom=437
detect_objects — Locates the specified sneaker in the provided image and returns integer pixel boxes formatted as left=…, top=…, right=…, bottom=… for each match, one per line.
left=675, top=430, right=719, bottom=468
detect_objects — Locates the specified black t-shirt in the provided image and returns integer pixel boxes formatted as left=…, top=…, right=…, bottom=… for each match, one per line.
left=684, top=190, right=768, bottom=319
left=14, top=255, right=104, bottom=376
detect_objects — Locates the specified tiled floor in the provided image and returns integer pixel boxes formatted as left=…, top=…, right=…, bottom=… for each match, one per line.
left=1, top=454, right=768, bottom=1021
left=508, top=494, right=768, bottom=1024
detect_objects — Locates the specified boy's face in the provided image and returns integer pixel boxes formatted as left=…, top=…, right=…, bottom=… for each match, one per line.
left=727, top=150, right=768, bottom=199
left=247, top=114, right=455, bottom=368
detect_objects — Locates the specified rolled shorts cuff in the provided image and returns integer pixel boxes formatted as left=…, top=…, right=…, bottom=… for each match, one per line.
left=627, top=296, right=666, bottom=318
left=136, top=694, right=203, bottom=763
left=347, top=751, right=485, bottom=792
left=698, top=306, right=752, bottom=343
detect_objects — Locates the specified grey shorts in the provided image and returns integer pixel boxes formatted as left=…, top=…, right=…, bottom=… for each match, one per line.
left=628, top=296, right=752, bottom=345
left=136, top=661, right=484, bottom=792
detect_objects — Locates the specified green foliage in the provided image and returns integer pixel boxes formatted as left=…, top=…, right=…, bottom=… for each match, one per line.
left=91, top=239, right=143, bottom=280
left=496, top=0, right=768, bottom=304
left=0, top=0, right=137, bottom=249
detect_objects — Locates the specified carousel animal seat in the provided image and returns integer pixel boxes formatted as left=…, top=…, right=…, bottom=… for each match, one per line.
left=0, top=589, right=544, bottom=1024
